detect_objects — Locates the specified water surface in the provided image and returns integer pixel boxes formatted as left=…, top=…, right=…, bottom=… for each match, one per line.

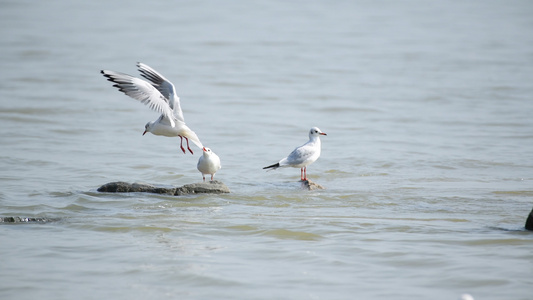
left=1, top=0, right=532, bottom=299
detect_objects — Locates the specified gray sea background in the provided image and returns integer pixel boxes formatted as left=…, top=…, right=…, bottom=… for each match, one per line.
left=1, top=0, right=532, bottom=299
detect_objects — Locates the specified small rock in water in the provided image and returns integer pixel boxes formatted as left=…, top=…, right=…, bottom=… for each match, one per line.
left=300, top=179, right=325, bottom=190
left=97, top=180, right=230, bottom=195
left=1, top=216, right=58, bottom=223
left=525, top=207, right=533, bottom=231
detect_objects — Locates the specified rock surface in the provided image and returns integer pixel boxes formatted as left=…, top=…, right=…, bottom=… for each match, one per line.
left=300, top=179, right=325, bottom=190
left=526, top=208, right=533, bottom=231
left=97, top=180, right=230, bottom=195
left=1, top=217, right=59, bottom=223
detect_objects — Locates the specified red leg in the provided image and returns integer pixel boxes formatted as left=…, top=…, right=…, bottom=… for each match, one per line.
left=185, top=137, right=194, bottom=154
left=303, top=167, right=307, bottom=181
left=179, top=136, right=186, bottom=154
left=301, top=168, right=304, bottom=180
left=202, top=175, right=205, bottom=182
left=211, top=174, right=214, bottom=181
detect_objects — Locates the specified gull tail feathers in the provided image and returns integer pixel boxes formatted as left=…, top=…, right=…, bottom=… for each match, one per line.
left=263, top=162, right=280, bottom=170
left=187, top=132, right=204, bottom=149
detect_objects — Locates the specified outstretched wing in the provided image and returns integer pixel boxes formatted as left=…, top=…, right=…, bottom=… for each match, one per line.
left=101, top=69, right=175, bottom=127
left=136, top=62, right=185, bottom=123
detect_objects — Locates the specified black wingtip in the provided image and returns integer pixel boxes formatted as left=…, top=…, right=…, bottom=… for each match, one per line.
left=101, top=70, right=112, bottom=80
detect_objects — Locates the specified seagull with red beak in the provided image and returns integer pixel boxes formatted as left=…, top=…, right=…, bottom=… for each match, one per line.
left=197, top=147, right=221, bottom=182
left=263, top=127, right=327, bottom=181
left=101, top=62, right=203, bottom=154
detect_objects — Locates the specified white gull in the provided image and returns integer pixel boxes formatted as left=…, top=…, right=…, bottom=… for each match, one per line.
left=101, top=62, right=203, bottom=154
left=197, top=147, right=221, bottom=181
left=263, top=127, right=327, bottom=180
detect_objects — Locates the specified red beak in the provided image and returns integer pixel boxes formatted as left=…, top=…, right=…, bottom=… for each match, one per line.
left=142, top=130, right=147, bottom=136
left=320, top=132, right=327, bottom=136
left=203, top=147, right=207, bottom=152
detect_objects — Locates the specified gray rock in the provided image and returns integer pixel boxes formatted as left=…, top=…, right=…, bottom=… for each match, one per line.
left=97, top=180, right=230, bottom=195
left=1, top=217, right=58, bottom=223
left=300, top=179, right=325, bottom=190
left=526, top=208, right=533, bottom=231
left=175, top=181, right=230, bottom=195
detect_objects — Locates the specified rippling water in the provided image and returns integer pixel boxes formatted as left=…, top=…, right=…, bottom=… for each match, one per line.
left=1, top=0, right=532, bottom=299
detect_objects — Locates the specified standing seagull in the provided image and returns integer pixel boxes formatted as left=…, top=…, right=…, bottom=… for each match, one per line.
left=101, top=62, right=203, bottom=154
left=263, top=127, right=327, bottom=180
left=197, top=147, right=221, bottom=181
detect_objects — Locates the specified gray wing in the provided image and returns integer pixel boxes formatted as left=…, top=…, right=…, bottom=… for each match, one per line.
left=137, top=62, right=185, bottom=123
left=101, top=69, right=175, bottom=126
left=284, top=144, right=314, bottom=165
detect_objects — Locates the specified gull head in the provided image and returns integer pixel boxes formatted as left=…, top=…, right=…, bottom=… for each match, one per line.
left=460, top=294, right=474, bottom=300
left=202, top=147, right=213, bottom=156
left=309, top=127, right=327, bottom=138
left=143, top=121, right=154, bottom=136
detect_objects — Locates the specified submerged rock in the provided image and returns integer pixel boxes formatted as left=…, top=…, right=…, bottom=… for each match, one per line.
left=97, top=180, right=230, bottom=195
left=526, top=208, right=533, bottom=231
left=300, top=179, right=325, bottom=190
left=1, top=217, right=58, bottom=224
